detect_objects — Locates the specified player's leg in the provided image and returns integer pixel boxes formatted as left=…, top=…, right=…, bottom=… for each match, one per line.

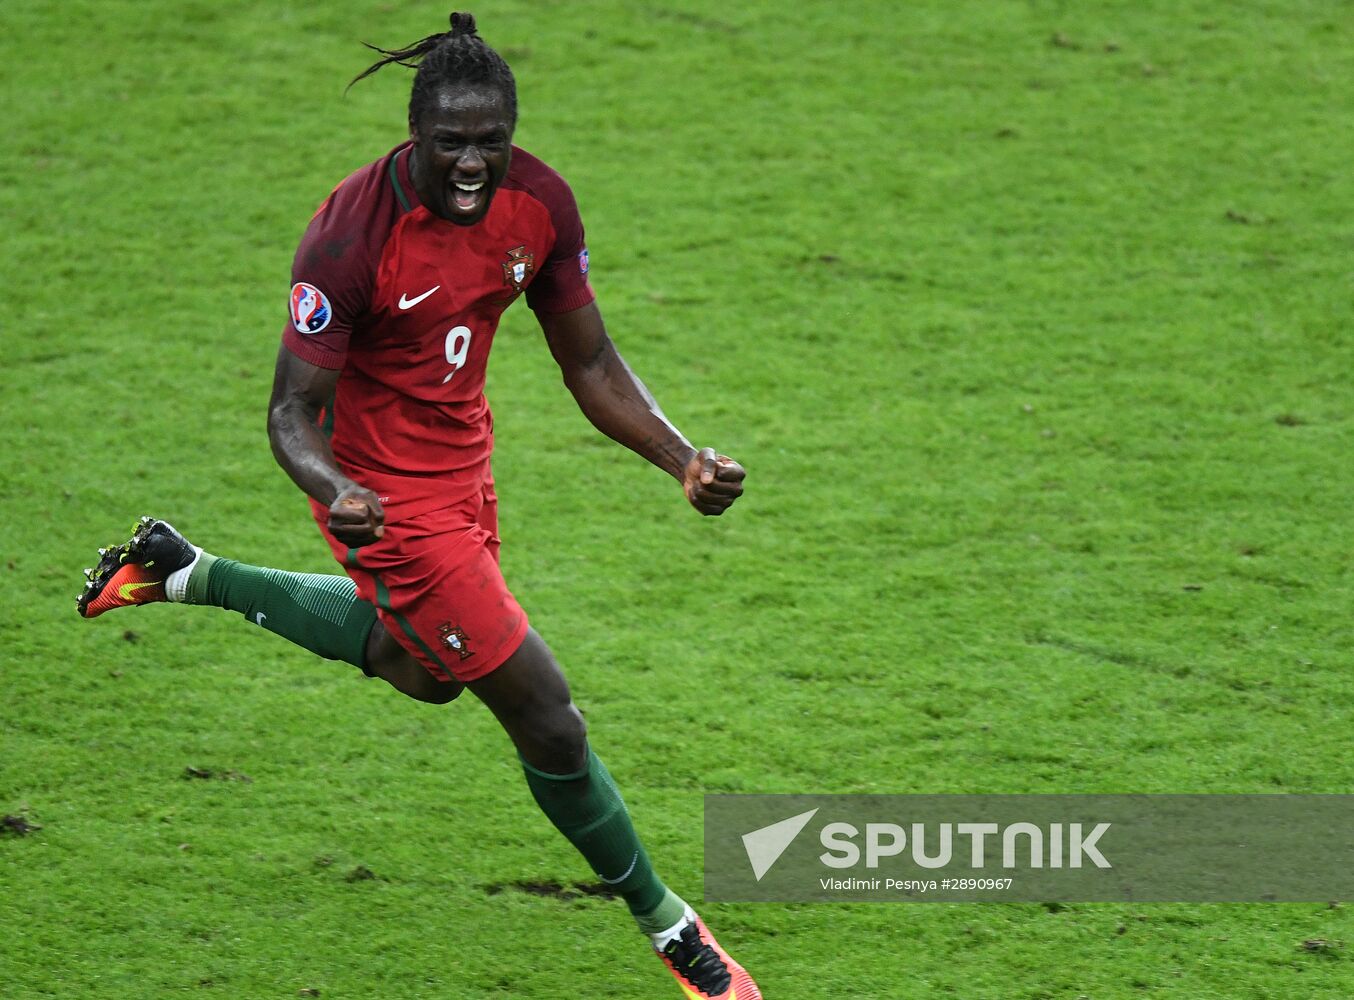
left=465, top=482, right=754, bottom=990
left=470, top=631, right=760, bottom=999
left=311, top=488, right=760, bottom=997
left=76, top=516, right=461, bottom=704
left=352, top=499, right=688, bottom=931
left=363, top=621, right=462, bottom=703
left=470, top=633, right=682, bottom=928
left=467, top=628, right=585, bottom=770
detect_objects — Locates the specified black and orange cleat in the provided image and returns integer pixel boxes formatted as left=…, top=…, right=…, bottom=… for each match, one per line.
left=655, top=908, right=762, bottom=1000
left=77, top=517, right=197, bottom=619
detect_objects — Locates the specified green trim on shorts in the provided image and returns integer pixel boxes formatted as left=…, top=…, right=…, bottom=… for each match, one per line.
left=373, top=575, right=456, bottom=675
left=345, top=546, right=454, bottom=675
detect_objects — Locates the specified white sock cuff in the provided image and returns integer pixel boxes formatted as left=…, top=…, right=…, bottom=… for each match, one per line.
left=649, top=905, right=697, bottom=951
left=164, top=546, right=204, bottom=603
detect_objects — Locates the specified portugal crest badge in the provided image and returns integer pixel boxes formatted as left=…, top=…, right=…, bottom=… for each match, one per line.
left=502, top=245, right=535, bottom=292
left=437, top=622, right=474, bottom=661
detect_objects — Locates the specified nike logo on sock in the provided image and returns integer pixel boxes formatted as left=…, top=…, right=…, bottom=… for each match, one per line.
left=599, top=851, right=639, bottom=884
left=398, top=286, right=440, bottom=310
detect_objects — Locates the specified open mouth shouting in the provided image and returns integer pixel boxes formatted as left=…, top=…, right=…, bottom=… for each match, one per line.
left=450, top=178, right=488, bottom=217
left=408, top=84, right=516, bottom=227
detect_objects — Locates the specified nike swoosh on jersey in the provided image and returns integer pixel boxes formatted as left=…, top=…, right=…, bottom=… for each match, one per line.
left=398, top=285, right=441, bottom=309
left=118, top=580, right=160, bottom=601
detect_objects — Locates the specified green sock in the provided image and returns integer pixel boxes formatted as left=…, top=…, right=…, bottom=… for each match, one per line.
left=521, top=747, right=687, bottom=935
left=184, top=553, right=377, bottom=671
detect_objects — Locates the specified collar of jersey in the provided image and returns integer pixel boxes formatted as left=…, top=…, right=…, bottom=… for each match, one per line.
left=389, top=145, right=415, bottom=213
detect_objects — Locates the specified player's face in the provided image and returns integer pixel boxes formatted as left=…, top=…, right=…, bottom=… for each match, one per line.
left=409, top=84, right=514, bottom=226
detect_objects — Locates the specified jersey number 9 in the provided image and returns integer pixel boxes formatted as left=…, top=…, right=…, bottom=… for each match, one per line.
left=443, top=326, right=473, bottom=384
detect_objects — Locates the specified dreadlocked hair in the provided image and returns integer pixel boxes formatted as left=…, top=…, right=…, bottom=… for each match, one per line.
left=349, top=11, right=517, bottom=126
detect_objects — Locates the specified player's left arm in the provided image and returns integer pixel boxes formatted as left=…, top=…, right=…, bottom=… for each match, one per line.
left=536, top=301, right=745, bottom=516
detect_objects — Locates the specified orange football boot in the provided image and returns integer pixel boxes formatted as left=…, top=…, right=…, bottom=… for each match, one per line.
left=655, top=909, right=763, bottom=999
left=77, top=517, right=197, bottom=619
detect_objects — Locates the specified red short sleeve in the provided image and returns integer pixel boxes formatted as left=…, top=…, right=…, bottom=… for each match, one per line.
left=515, top=159, right=596, bottom=316
left=281, top=152, right=404, bottom=369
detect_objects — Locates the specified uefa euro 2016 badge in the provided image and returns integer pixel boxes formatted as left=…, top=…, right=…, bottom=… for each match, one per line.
left=289, top=282, right=332, bottom=334
left=502, top=245, right=535, bottom=292
left=437, top=622, right=474, bottom=661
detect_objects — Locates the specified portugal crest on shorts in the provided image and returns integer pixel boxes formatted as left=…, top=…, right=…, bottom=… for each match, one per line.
left=502, top=245, right=535, bottom=292
left=437, top=622, right=474, bottom=661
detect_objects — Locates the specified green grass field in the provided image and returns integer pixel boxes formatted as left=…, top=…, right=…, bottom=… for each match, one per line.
left=4, top=1, right=1353, bottom=996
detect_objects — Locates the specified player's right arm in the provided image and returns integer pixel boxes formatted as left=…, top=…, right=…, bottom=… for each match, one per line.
left=271, top=156, right=398, bottom=546
left=267, top=347, right=384, bottom=546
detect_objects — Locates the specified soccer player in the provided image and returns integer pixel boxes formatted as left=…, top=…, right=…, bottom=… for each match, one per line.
left=76, top=12, right=759, bottom=999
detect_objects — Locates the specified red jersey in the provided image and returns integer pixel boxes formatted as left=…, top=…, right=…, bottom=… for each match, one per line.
left=282, top=142, right=595, bottom=520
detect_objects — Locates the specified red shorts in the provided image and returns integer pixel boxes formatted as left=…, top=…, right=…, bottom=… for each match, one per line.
left=312, top=482, right=529, bottom=683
